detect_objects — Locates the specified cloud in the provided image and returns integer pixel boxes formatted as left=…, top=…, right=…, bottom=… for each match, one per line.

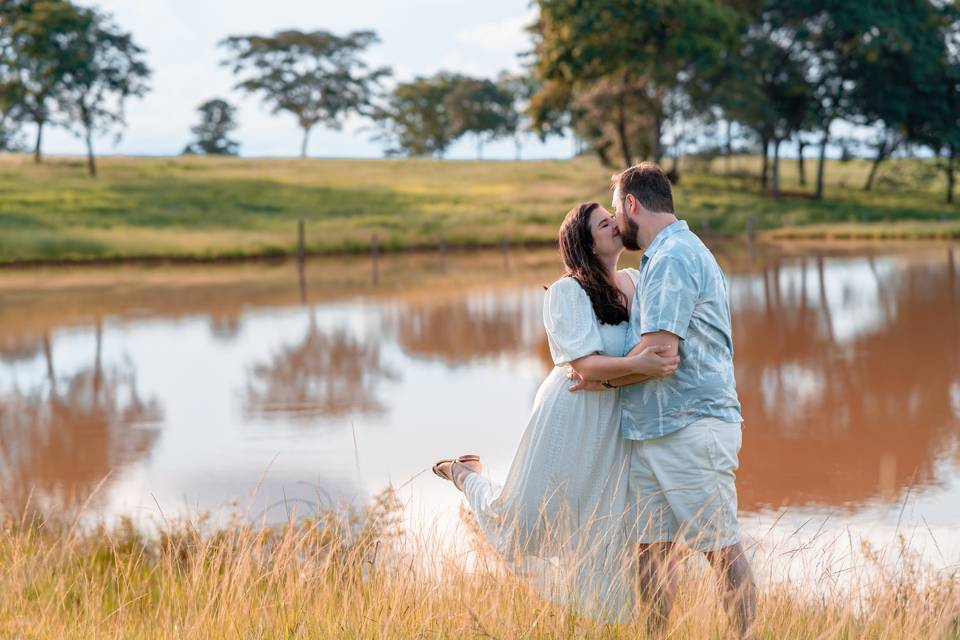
left=456, top=9, right=537, bottom=54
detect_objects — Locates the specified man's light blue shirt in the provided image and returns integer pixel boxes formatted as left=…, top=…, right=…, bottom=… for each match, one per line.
left=621, top=220, right=742, bottom=441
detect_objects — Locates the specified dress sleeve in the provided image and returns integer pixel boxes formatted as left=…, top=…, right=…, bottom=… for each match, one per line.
left=543, top=277, right=605, bottom=366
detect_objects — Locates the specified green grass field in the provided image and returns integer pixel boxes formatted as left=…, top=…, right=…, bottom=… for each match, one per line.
left=0, top=153, right=957, bottom=264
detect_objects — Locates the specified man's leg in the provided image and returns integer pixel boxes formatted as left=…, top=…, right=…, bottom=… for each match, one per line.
left=705, top=543, right=756, bottom=639
left=637, top=541, right=681, bottom=638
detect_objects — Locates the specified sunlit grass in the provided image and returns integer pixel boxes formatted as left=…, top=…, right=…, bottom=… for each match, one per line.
left=1, top=489, right=958, bottom=639
left=0, top=153, right=957, bottom=264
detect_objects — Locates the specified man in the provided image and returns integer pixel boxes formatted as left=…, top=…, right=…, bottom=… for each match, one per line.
left=570, top=162, right=756, bottom=638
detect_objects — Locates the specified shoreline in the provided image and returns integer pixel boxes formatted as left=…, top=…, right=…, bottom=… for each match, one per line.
left=1, top=222, right=957, bottom=270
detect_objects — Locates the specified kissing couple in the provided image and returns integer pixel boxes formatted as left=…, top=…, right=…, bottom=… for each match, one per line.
left=433, top=162, right=757, bottom=637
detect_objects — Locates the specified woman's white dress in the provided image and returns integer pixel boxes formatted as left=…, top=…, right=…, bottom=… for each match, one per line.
left=463, top=270, right=640, bottom=623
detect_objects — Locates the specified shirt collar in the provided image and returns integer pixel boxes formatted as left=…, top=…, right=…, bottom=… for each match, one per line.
left=641, top=220, right=688, bottom=264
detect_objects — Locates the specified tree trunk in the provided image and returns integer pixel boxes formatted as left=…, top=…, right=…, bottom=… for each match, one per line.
left=725, top=120, right=732, bottom=175
left=797, top=139, right=806, bottom=186
left=815, top=124, right=830, bottom=201
left=948, top=144, right=956, bottom=205
left=85, top=126, right=96, bottom=177
left=615, top=87, right=632, bottom=168
left=595, top=145, right=613, bottom=168
left=864, top=137, right=898, bottom=191
left=300, top=126, right=311, bottom=158
left=477, top=135, right=483, bottom=161
left=863, top=145, right=885, bottom=192
left=34, top=119, right=44, bottom=164
left=515, top=137, right=522, bottom=161
left=652, top=110, right=664, bottom=165
left=771, top=138, right=781, bottom=198
left=760, top=135, right=769, bottom=191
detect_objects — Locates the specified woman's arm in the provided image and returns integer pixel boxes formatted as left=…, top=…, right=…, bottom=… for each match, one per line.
left=602, top=332, right=680, bottom=388
left=568, top=344, right=678, bottom=382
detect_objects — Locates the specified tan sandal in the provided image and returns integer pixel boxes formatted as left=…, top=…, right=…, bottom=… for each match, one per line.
left=432, top=454, right=480, bottom=490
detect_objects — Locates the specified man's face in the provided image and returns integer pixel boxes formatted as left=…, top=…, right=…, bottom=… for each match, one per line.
left=613, top=189, right=642, bottom=251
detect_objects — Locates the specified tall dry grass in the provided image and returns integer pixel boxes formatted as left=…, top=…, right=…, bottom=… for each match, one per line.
left=1, top=487, right=958, bottom=639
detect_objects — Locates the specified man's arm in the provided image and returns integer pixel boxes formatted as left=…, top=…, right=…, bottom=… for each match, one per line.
left=604, top=331, right=679, bottom=387
left=567, top=344, right=678, bottom=382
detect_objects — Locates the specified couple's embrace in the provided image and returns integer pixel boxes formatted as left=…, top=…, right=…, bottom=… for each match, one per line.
left=433, top=163, right=756, bottom=637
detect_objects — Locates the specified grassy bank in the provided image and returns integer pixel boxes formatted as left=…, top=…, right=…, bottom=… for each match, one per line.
left=1, top=491, right=958, bottom=639
left=0, top=153, right=957, bottom=265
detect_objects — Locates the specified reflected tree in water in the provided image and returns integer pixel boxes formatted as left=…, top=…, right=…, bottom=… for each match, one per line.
left=0, top=335, right=45, bottom=364
left=0, top=321, right=162, bottom=512
left=244, top=314, right=398, bottom=421
left=387, top=293, right=543, bottom=365
left=209, top=310, right=243, bottom=341
left=733, top=256, right=960, bottom=511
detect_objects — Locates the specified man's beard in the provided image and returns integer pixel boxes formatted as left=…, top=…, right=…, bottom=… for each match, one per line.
left=620, top=215, right=641, bottom=250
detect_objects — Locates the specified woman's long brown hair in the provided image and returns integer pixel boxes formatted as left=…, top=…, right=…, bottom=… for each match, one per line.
left=558, top=202, right=629, bottom=325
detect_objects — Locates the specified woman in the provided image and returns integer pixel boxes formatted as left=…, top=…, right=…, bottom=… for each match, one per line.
left=433, top=202, right=678, bottom=622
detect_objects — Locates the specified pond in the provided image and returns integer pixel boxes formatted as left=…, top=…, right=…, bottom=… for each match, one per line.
left=1, top=241, right=958, bottom=585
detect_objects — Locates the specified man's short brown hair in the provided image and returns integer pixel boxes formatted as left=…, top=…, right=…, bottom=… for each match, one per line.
left=612, top=162, right=674, bottom=214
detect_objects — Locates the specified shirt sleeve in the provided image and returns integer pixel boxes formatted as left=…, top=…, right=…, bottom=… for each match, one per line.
left=543, top=278, right=604, bottom=366
left=638, top=254, right=700, bottom=340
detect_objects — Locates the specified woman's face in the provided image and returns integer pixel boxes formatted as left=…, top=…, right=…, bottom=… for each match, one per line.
left=589, top=205, right=623, bottom=258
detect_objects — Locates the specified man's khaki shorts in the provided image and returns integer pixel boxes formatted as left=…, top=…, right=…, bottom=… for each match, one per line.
left=627, top=417, right=742, bottom=552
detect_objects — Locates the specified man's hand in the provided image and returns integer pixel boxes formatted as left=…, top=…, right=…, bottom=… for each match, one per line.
left=566, top=367, right=606, bottom=392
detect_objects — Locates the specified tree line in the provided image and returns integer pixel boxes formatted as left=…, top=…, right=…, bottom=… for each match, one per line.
left=0, top=0, right=149, bottom=176
left=3, top=0, right=959, bottom=205
left=528, top=0, right=960, bottom=203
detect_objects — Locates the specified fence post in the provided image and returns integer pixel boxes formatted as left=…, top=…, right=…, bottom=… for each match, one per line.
left=502, top=234, right=510, bottom=271
left=371, top=233, right=380, bottom=286
left=297, top=219, right=305, bottom=262
left=438, top=236, right=447, bottom=272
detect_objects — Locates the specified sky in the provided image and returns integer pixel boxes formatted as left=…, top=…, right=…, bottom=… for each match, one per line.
left=38, top=0, right=576, bottom=160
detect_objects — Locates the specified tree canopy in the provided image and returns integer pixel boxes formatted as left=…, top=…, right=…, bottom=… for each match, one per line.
left=220, top=29, right=390, bottom=158
left=184, top=98, right=239, bottom=156
left=58, top=4, right=150, bottom=176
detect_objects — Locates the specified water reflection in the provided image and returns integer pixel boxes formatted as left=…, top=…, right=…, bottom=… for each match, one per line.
left=244, top=312, right=398, bottom=421
left=0, top=324, right=162, bottom=512
left=386, top=290, right=545, bottom=365
left=733, top=254, right=960, bottom=510
left=0, top=244, right=956, bottom=531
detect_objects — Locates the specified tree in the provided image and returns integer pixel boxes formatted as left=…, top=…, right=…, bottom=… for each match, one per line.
left=0, top=7, right=25, bottom=149
left=848, top=0, right=947, bottom=191
left=712, top=11, right=813, bottom=195
left=445, top=76, right=515, bottom=160
left=497, top=71, right=537, bottom=160
left=57, top=4, right=150, bottom=177
left=529, top=0, right=743, bottom=168
left=572, top=75, right=660, bottom=169
left=372, top=72, right=463, bottom=158
left=914, top=5, right=960, bottom=205
left=781, top=2, right=925, bottom=200
left=0, top=82, right=25, bottom=150
left=220, top=29, right=389, bottom=158
left=0, top=0, right=87, bottom=163
left=183, top=98, right=239, bottom=156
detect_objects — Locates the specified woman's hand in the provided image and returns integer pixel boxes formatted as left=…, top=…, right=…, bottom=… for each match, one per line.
left=631, top=344, right=680, bottom=378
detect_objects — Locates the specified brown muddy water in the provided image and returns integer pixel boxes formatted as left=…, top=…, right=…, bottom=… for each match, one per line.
left=1, top=242, right=958, bottom=586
